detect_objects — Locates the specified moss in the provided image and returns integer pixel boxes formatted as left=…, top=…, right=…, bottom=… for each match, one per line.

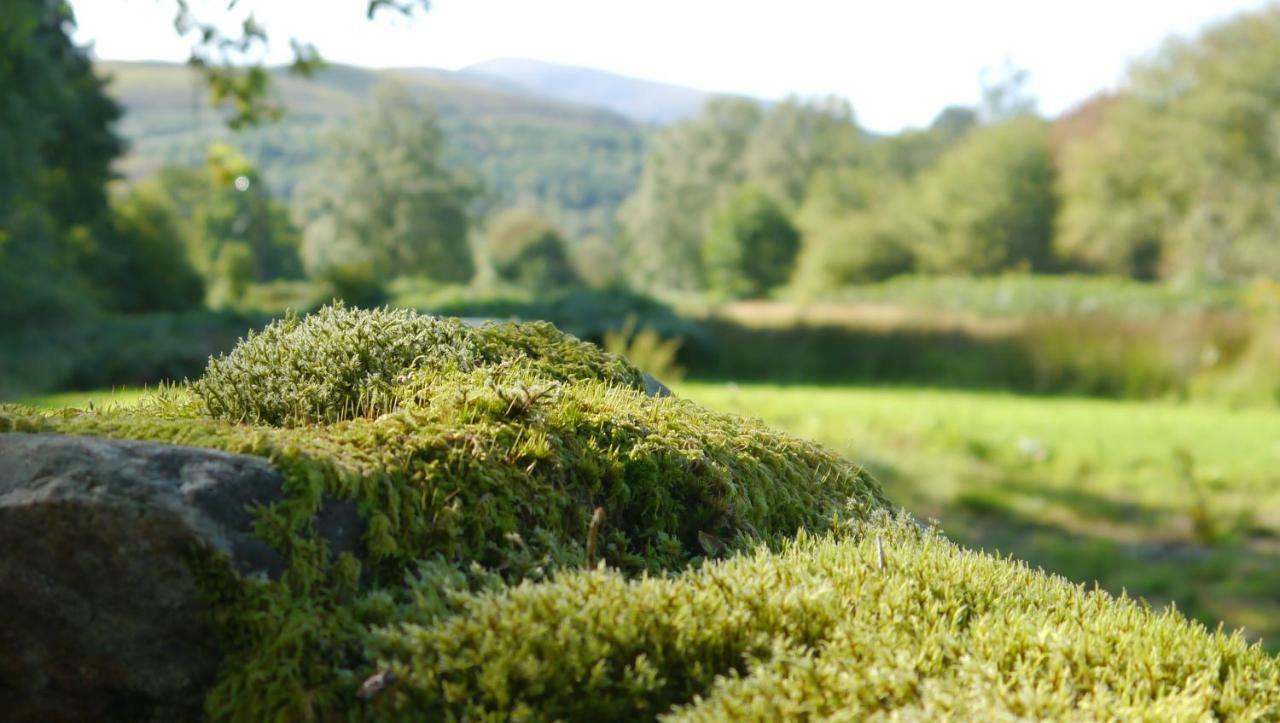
left=0, top=306, right=885, bottom=720
left=370, top=515, right=1280, bottom=721
left=3, top=305, right=1276, bottom=721
left=191, top=303, right=645, bottom=426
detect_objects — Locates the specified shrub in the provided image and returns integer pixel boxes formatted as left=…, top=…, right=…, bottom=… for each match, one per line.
left=703, top=185, right=800, bottom=298
left=482, top=207, right=581, bottom=291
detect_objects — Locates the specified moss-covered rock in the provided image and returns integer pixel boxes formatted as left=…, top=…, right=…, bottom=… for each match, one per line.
left=0, top=305, right=886, bottom=721
left=2, top=305, right=1277, bottom=721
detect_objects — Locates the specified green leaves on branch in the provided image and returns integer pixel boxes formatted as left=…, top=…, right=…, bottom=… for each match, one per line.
left=171, top=0, right=430, bottom=129
left=297, top=84, right=483, bottom=296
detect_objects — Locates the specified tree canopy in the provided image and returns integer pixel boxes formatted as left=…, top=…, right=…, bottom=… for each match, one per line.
left=297, top=84, right=483, bottom=291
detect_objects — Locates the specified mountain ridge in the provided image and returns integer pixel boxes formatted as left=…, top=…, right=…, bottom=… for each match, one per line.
left=461, top=57, right=717, bottom=124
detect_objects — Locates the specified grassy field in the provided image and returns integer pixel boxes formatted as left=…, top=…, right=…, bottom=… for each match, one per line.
left=20, top=380, right=1280, bottom=650
left=678, top=382, right=1280, bottom=650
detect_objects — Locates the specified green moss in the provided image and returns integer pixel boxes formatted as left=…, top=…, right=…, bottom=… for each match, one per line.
left=0, top=305, right=885, bottom=720
left=370, top=515, right=1280, bottom=721
left=3, top=305, right=1276, bottom=721
left=191, top=303, right=645, bottom=426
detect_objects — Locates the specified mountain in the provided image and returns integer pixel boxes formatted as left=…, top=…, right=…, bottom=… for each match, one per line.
left=99, top=61, right=652, bottom=239
left=462, top=58, right=713, bottom=125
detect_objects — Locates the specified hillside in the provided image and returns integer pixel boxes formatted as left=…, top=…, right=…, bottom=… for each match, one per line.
left=462, top=57, right=713, bottom=124
left=100, top=61, right=651, bottom=238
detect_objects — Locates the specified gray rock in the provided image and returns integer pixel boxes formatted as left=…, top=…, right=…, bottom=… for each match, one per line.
left=0, top=433, right=363, bottom=723
left=642, top=373, right=673, bottom=398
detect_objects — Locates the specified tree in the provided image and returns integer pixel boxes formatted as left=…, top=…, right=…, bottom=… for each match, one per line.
left=619, top=98, right=763, bottom=290
left=620, top=97, right=863, bottom=291
left=743, top=97, right=862, bottom=210
left=0, top=0, right=123, bottom=328
left=167, top=0, right=429, bottom=128
left=979, top=61, right=1037, bottom=123
left=96, top=184, right=206, bottom=313
left=297, top=84, right=482, bottom=290
left=1056, top=7, right=1280, bottom=281
left=911, top=116, right=1057, bottom=274
left=703, top=185, right=800, bottom=298
left=482, top=207, right=580, bottom=291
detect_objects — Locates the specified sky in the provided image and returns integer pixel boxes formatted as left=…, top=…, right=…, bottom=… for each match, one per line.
left=70, top=0, right=1271, bottom=133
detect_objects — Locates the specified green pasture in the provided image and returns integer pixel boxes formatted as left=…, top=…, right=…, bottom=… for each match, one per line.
left=679, top=382, right=1280, bottom=649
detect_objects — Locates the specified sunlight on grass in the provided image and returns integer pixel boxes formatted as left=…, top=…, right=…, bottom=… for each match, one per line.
left=677, top=381, right=1280, bottom=649
left=18, top=387, right=149, bottom=410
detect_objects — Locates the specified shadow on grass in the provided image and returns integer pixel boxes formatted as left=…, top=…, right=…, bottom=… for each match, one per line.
left=928, top=492, right=1280, bottom=652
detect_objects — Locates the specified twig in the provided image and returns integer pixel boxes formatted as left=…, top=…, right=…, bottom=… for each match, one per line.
left=586, top=506, right=606, bottom=569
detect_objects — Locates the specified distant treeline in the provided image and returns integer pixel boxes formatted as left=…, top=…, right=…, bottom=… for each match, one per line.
left=618, top=7, right=1280, bottom=296
left=5, top=2, right=1280, bottom=336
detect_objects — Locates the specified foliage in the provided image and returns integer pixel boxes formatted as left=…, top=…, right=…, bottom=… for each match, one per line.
left=619, top=98, right=763, bottom=290
left=0, top=0, right=122, bottom=328
left=297, top=84, right=482, bottom=286
left=169, top=0, right=429, bottom=128
left=910, top=116, right=1057, bottom=274
left=792, top=193, right=918, bottom=289
left=403, top=282, right=707, bottom=347
left=603, top=315, right=686, bottom=384
left=703, top=186, right=800, bottom=298
left=620, top=97, right=862, bottom=292
left=209, top=241, right=254, bottom=309
left=1056, top=7, right=1280, bottom=281
left=0, top=309, right=265, bottom=399
left=480, top=207, right=581, bottom=291
left=105, top=60, right=650, bottom=244
left=822, top=273, right=1244, bottom=318
left=96, top=182, right=206, bottom=313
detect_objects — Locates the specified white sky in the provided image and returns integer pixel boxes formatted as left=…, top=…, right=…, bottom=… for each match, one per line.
left=70, top=0, right=1271, bottom=132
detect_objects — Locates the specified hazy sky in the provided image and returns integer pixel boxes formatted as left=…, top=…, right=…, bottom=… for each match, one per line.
left=70, top=0, right=1270, bottom=132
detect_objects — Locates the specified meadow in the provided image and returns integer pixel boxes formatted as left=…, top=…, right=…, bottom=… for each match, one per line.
left=679, top=382, right=1280, bottom=649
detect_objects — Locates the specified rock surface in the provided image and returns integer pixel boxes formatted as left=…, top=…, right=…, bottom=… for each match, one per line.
left=0, top=433, right=363, bottom=723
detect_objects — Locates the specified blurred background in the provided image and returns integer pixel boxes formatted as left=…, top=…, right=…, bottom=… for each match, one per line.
left=3, top=0, right=1279, bottom=649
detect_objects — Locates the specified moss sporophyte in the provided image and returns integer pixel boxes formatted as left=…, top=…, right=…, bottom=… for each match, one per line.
left=1, top=304, right=1276, bottom=720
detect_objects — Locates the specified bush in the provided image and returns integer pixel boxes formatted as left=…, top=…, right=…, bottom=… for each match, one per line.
left=703, top=185, right=800, bottom=298
left=481, top=207, right=581, bottom=291
left=94, top=184, right=206, bottom=314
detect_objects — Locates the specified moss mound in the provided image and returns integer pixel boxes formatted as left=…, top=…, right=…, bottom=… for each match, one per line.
left=0, top=305, right=886, bottom=720
left=192, top=303, right=645, bottom=425
left=373, top=515, right=1280, bottom=720
left=2, top=305, right=1277, bottom=721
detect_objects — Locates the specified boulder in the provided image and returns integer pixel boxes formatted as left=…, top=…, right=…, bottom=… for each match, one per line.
left=0, top=433, right=363, bottom=723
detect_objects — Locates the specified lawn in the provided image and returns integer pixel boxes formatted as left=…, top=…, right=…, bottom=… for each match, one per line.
left=678, top=382, right=1280, bottom=650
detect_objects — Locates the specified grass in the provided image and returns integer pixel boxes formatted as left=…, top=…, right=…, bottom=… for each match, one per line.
left=678, top=381, right=1280, bottom=650
left=810, top=273, right=1244, bottom=318
left=18, top=387, right=150, bottom=410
